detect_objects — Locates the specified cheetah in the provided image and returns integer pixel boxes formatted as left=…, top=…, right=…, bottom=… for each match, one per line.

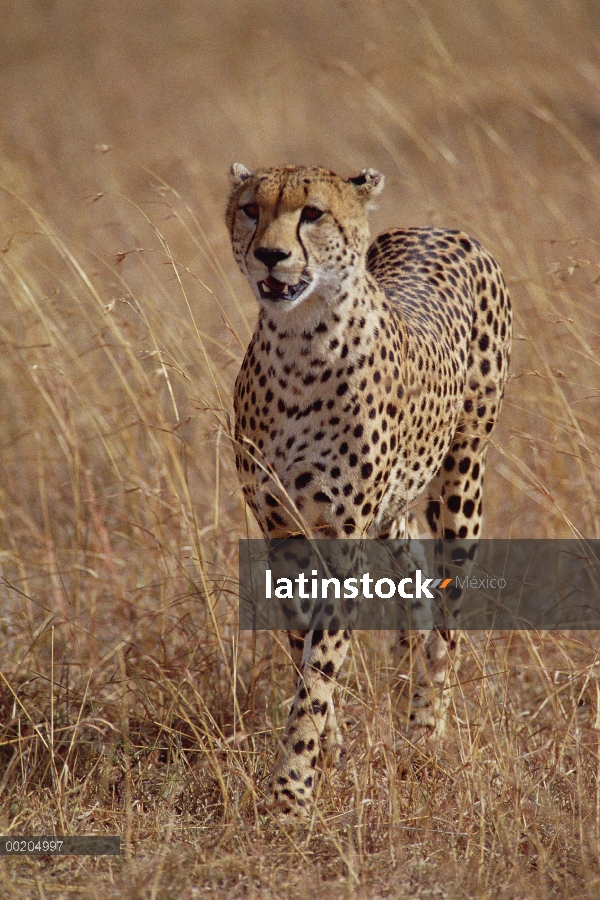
left=227, top=163, right=512, bottom=818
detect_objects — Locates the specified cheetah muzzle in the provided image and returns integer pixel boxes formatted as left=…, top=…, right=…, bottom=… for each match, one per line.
left=226, top=162, right=512, bottom=820
left=258, top=273, right=312, bottom=303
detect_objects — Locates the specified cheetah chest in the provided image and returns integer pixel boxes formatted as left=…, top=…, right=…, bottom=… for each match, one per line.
left=234, top=303, right=465, bottom=539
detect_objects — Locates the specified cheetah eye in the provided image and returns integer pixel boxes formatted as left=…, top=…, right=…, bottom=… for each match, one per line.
left=300, top=205, right=325, bottom=223
left=241, top=202, right=259, bottom=220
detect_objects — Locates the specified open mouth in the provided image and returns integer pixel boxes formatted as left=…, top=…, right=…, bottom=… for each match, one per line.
left=258, top=275, right=311, bottom=303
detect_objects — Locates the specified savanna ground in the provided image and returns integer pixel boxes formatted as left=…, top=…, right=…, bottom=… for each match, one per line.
left=1, top=1, right=600, bottom=897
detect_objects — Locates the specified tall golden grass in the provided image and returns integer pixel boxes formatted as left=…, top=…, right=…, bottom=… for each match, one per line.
left=1, top=1, right=600, bottom=897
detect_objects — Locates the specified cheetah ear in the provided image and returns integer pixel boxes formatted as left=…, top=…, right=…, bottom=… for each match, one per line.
left=230, top=163, right=254, bottom=188
left=347, top=168, right=385, bottom=207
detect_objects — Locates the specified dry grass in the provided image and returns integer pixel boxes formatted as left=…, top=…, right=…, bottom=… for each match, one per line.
left=1, top=1, right=600, bottom=897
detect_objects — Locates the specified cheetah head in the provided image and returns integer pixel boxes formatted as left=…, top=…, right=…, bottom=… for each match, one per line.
left=226, top=164, right=384, bottom=312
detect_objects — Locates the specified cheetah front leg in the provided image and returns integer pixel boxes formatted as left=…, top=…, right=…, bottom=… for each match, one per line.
left=269, top=627, right=352, bottom=818
left=396, top=442, right=490, bottom=745
left=287, top=630, right=343, bottom=768
left=397, top=628, right=461, bottom=743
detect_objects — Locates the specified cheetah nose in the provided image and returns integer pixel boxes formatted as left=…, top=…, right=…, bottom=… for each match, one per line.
left=254, top=247, right=291, bottom=269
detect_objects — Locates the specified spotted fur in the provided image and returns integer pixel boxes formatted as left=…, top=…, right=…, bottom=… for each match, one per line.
left=227, top=163, right=512, bottom=817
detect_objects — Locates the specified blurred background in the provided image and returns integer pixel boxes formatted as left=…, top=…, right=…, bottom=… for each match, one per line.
left=2, top=0, right=599, bottom=544
left=1, top=2, right=600, bottom=895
